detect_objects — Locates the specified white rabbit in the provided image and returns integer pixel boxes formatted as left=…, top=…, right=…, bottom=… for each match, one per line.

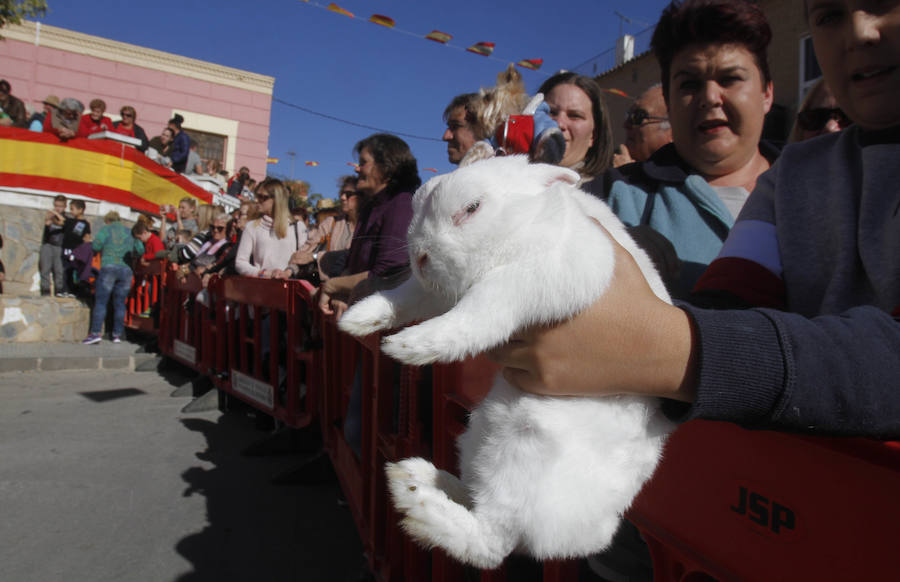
left=338, top=155, right=674, bottom=569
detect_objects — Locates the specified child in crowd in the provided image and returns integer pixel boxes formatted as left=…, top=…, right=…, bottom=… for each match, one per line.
left=60, top=199, right=91, bottom=297
left=132, top=222, right=164, bottom=266
left=161, top=198, right=198, bottom=246
left=157, top=229, right=192, bottom=263
left=39, top=195, right=67, bottom=296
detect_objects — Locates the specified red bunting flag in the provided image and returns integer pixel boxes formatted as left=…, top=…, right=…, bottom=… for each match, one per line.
left=423, top=168, right=438, bottom=173
left=305, top=161, right=319, bottom=167
left=346, top=162, right=359, bottom=170
left=369, top=14, right=395, bottom=28
left=602, top=88, right=630, bottom=98
left=327, top=3, right=354, bottom=18
left=466, top=41, right=495, bottom=56
left=425, top=30, right=452, bottom=44
left=516, top=59, right=543, bottom=71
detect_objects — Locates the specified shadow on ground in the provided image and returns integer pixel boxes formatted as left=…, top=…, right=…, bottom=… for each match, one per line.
left=173, top=411, right=367, bottom=582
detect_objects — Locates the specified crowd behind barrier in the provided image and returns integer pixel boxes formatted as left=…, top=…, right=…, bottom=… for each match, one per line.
left=119, top=266, right=900, bottom=581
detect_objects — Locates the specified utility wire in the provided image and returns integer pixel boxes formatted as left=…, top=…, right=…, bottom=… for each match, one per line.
left=273, top=97, right=444, bottom=143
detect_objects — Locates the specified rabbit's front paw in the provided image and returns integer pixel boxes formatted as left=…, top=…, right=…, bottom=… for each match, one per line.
left=381, top=325, right=469, bottom=365
left=338, top=294, right=395, bottom=336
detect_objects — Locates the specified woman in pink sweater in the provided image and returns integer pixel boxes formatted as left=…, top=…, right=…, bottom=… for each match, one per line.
left=235, top=178, right=307, bottom=277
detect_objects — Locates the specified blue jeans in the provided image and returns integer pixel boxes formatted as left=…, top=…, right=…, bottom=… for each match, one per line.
left=90, top=264, right=133, bottom=337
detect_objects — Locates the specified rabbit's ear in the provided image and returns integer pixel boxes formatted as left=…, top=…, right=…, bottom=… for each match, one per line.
left=528, top=163, right=581, bottom=188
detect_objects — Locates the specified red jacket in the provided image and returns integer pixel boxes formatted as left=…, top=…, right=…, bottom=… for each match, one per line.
left=76, top=114, right=114, bottom=138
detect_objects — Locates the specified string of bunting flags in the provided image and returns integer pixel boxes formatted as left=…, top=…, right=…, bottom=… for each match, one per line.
left=300, top=0, right=546, bottom=73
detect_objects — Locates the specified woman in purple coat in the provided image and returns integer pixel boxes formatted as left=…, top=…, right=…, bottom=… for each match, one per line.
left=318, top=133, right=420, bottom=318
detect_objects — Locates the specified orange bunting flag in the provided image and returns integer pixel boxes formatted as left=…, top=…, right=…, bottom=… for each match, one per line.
left=425, top=30, right=452, bottom=44
left=423, top=168, right=438, bottom=173
left=266, top=157, right=280, bottom=164
left=305, top=161, right=319, bottom=167
left=369, top=14, right=395, bottom=28
left=327, top=3, right=354, bottom=18
left=516, top=58, right=543, bottom=71
left=466, top=41, right=495, bottom=56
left=603, top=88, right=630, bottom=98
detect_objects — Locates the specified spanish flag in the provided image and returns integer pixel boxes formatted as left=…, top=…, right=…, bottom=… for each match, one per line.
left=425, top=30, right=452, bottom=44
left=305, top=161, right=319, bottom=167
left=516, top=58, right=543, bottom=71
left=327, top=3, right=354, bottom=18
left=466, top=42, right=495, bottom=56
left=266, top=157, right=280, bottom=164
left=369, top=14, right=395, bottom=28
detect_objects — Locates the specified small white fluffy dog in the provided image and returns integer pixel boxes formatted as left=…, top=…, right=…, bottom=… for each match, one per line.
left=339, top=156, right=673, bottom=569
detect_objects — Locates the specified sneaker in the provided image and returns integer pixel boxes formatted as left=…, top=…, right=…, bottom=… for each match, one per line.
left=112, top=335, right=122, bottom=344
left=82, top=334, right=102, bottom=345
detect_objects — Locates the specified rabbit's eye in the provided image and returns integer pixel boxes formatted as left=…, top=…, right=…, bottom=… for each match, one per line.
left=466, top=201, right=480, bottom=214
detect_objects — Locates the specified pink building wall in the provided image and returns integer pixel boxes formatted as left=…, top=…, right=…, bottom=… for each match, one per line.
left=0, top=24, right=273, bottom=180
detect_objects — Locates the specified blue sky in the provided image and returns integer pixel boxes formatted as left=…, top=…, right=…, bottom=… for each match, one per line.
left=36, top=0, right=670, bottom=198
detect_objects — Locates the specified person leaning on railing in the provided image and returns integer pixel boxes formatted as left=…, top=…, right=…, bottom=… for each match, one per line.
left=276, top=175, right=361, bottom=284
left=317, top=134, right=420, bottom=318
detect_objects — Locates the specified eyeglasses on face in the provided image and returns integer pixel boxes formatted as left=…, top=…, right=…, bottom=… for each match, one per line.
left=255, top=193, right=271, bottom=202
left=624, top=107, right=668, bottom=128
left=121, top=112, right=134, bottom=118
left=211, top=225, right=226, bottom=232
left=797, top=108, right=851, bottom=132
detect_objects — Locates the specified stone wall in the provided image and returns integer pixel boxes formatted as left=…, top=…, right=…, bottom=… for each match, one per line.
left=0, top=203, right=104, bottom=290
left=1, top=201, right=101, bottom=343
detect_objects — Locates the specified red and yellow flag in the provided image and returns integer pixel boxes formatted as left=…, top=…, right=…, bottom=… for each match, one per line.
left=423, top=168, right=438, bottom=173
left=305, top=161, right=319, bottom=167
left=466, top=41, right=495, bottom=56
left=603, top=88, right=630, bottom=98
left=425, top=30, right=452, bottom=44
left=266, top=157, right=279, bottom=164
left=516, top=58, right=543, bottom=71
left=327, top=3, right=354, bottom=18
left=369, top=14, right=395, bottom=28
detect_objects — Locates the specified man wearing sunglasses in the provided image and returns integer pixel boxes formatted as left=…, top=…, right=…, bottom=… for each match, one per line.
left=619, top=85, right=672, bottom=165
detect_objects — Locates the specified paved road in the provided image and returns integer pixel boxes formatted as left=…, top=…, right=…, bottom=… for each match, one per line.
left=0, top=364, right=365, bottom=582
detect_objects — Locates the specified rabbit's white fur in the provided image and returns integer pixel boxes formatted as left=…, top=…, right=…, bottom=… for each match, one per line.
left=339, top=156, right=674, bottom=569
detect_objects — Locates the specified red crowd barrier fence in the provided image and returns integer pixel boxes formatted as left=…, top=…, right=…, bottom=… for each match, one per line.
left=125, top=259, right=166, bottom=334
left=144, top=273, right=900, bottom=581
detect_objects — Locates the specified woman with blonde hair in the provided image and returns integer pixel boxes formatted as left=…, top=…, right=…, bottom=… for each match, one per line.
left=235, top=178, right=306, bottom=278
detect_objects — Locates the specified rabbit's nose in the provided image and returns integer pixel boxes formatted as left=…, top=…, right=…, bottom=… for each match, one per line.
left=416, top=253, right=428, bottom=271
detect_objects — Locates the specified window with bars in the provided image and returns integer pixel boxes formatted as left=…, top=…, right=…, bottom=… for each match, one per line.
left=184, top=129, right=226, bottom=166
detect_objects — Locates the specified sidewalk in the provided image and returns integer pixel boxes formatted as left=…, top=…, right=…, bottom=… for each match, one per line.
left=0, top=337, right=160, bottom=374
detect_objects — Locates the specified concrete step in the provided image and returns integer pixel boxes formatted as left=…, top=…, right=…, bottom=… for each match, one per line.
left=0, top=339, right=160, bottom=374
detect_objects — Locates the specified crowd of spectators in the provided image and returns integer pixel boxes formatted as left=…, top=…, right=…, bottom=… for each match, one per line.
left=2, top=0, right=897, bottom=576
left=6, top=0, right=895, bottom=480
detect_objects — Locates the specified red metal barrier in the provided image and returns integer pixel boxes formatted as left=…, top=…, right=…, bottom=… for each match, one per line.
left=627, top=421, right=900, bottom=581
left=125, top=259, right=165, bottom=333
left=157, top=269, right=210, bottom=373
left=150, top=275, right=900, bottom=581
left=212, top=276, right=317, bottom=429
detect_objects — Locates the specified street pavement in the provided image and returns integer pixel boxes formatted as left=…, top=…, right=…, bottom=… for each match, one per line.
left=0, top=359, right=366, bottom=582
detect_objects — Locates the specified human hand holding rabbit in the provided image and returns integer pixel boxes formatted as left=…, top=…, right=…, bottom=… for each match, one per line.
left=488, top=220, right=697, bottom=402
